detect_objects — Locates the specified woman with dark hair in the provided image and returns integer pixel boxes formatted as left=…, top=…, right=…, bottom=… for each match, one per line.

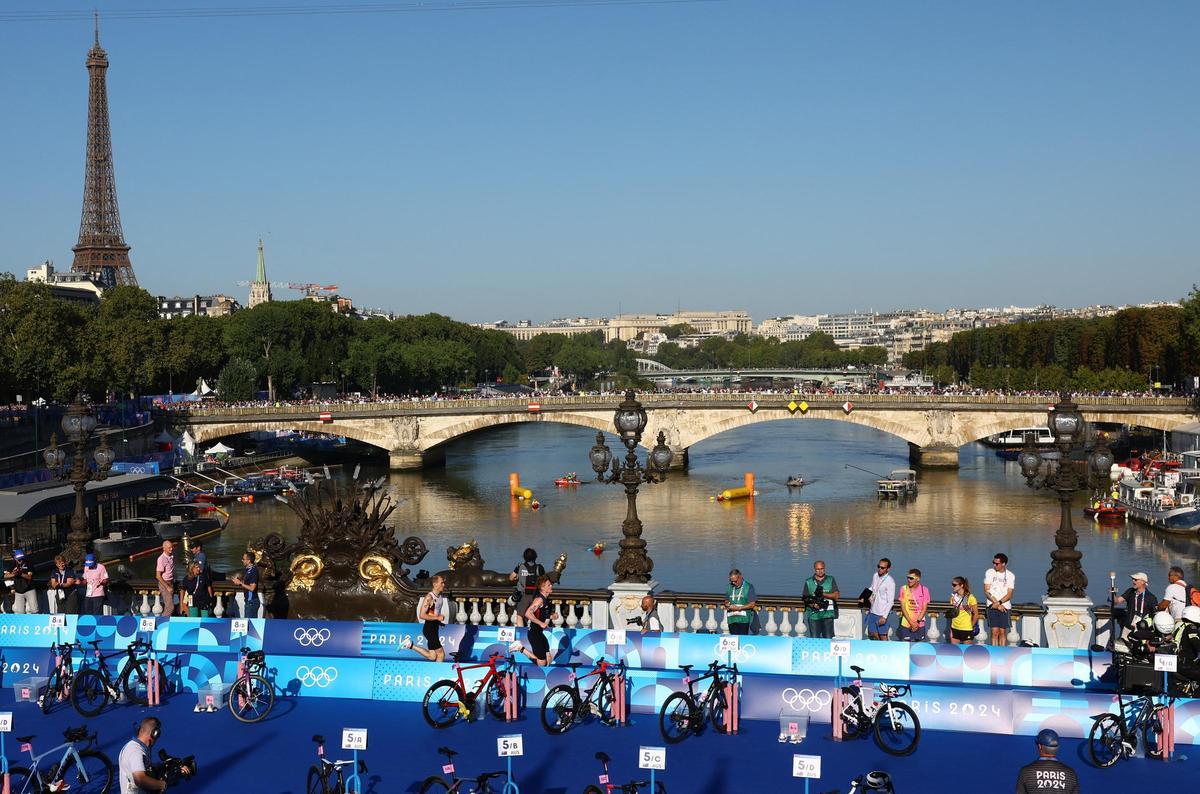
left=509, top=548, right=544, bottom=626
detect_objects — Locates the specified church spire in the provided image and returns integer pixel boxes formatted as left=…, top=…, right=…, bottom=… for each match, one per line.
left=248, top=238, right=272, bottom=308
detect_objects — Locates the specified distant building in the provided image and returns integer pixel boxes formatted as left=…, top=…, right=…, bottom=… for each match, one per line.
left=247, top=239, right=272, bottom=308
left=158, top=294, right=240, bottom=319
left=24, top=261, right=104, bottom=305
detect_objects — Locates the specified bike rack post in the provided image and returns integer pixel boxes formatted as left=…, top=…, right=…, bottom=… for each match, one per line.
left=504, top=670, right=519, bottom=722
left=832, top=658, right=843, bottom=741
left=1162, top=671, right=1174, bottom=761
left=615, top=669, right=626, bottom=726
left=2, top=727, right=10, bottom=794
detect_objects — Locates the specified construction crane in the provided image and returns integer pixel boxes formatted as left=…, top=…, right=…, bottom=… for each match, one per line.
left=234, top=281, right=339, bottom=297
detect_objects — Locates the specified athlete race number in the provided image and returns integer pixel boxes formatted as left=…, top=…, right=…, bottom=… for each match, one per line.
left=497, top=627, right=516, bottom=643
left=792, top=754, right=821, bottom=779
left=139, top=617, right=156, bottom=633
left=606, top=629, right=627, bottom=647
left=497, top=734, right=524, bottom=757
left=231, top=618, right=249, bottom=634
left=830, top=641, right=850, bottom=658
left=342, top=728, right=368, bottom=751
left=638, top=746, right=666, bottom=771
left=718, top=635, right=739, bottom=653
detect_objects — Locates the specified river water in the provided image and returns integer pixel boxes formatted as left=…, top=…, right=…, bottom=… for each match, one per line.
left=171, top=421, right=1196, bottom=603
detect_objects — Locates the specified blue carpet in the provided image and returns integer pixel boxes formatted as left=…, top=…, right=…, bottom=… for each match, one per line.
left=0, top=692, right=1190, bottom=792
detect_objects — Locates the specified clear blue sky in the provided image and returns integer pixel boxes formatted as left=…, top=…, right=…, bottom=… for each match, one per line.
left=2, top=1, right=1197, bottom=322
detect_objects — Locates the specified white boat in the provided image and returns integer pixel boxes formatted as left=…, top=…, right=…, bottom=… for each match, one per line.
left=877, top=469, right=918, bottom=500
left=1113, top=451, right=1200, bottom=535
left=984, top=427, right=1055, bottom=447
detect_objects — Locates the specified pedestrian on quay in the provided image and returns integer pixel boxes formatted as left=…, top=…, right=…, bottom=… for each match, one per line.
left=189, top=540, right=208, bottom=574
left=182, top=561, right=214, bottom=617
left=984, top=552, right=1015, bottom=646
left=724, top=568, right=757, bottom=636
left=864, top=558, right=895, bottom=640
left=1113, top=572, right=1157, bottom=635
left=803, top=560, right=839, bottom=639
left=948, top=576, right=980, bottom=645
left=635, top=594, right=664, bottom=632
left=513, top=576, right=556, bottom=666
left=49, top=554, right=81, bottom=615
left=8, top=549, right=37, bottom=614
left=509, top=547, right=544, bottom=627
left=1159, top=566, right=1189, bottom=621
left=897, top=569, right=930, bottom=642
left=1014, top=729, right=1079, bottom=793
left=401, top=574, right=449, bottom=662
left=82, top=553, right=109, bottom=616
left=155, top=540, right=176, bottom=617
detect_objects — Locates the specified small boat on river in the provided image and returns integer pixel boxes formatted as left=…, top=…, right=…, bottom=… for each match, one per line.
left=877, top=469, right=918, bottom=500
left=93, top=518, right=163, bottom=559
left=1112, top=451, right=1200, bottom=535
left=154, top=503, right=227, bottom=540
left=555, top=473, right=582, bottom=487
left=786, top=475, right=806, bottom=487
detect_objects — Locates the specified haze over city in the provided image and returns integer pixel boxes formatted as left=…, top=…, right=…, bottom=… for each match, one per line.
left=3, top=0, right=1198, bottom=320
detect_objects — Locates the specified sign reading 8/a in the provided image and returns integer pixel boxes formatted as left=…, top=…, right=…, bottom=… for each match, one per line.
left=0, top=712, right=12, bottom=733
left=638, top=746, right=666, bottom=771
left=792, top=754, right=821, bottom=779
left=342, top=728, right=368, bottom=751
left=231, top=618, right=249, bottom=635
left=497, top=734, right=524, bottom=757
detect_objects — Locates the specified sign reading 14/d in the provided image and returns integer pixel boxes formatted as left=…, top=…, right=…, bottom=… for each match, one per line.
left=639, top=746, right=666, bottom=771
left=342, top=728, right=368, bottom=751
left=497, top=734, right=524, bottom=757
left=792, top=754, right=821, bottom=779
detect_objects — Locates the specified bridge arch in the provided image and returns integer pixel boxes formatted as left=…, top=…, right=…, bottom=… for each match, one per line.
left=418, top=411, right=616, bottom=453
left=187, top=420, right=395, bottom=454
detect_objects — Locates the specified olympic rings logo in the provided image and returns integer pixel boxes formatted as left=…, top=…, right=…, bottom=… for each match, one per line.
left=711, top=641, right=757, bottom=664
left=296, top=665, right=339, bottom=688
left=780, top=687, right=832, bottom=712
left=294, top=627, right=332, bottom=647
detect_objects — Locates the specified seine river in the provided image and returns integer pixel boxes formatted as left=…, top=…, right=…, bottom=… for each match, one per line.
left=185, top=421, right=1195, bottom=604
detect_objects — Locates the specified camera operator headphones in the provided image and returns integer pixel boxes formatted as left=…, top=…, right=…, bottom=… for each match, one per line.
left=140, top=717, right=161, bottom=743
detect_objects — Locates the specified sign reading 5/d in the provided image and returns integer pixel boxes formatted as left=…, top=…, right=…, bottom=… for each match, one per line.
left=341, top=728, right=368, bottom=751
left=638, top=746, right=666, bottom=771
left=792, top=754, right=821, bottom=779
left=497, top=734, right=524, bottom=757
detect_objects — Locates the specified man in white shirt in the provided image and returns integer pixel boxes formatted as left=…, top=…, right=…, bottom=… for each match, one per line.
left=1160, top=566, right=1188, bottom=621
left=984, top=552, right=1015, bottom=646
left=866, top=558, right=896, bottom=640
left=119, top=717, right=167, bottom=793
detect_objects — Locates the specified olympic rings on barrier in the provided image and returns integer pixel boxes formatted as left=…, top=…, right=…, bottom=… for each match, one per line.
left=780, top=687, right=832, bottom=712
left=294, top=627, right=333, bottom=647
left=296, top=665, right=339, bottom=688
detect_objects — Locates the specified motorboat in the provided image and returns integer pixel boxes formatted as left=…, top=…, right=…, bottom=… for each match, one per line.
left=1083, top=495, right=1127, bottom=522
left=877, top=469, right=918, bottom=500
left=93, top=518, right=162, bottom=559
left=154, top=504, right=227, bottom=540
left=786, top=475, right=806, bottom=487
left=1112, top=452, right=1200, bottom=535
left=983, top=427, right=1054, bottom=448
left=555, top=474, right=582, bottom=487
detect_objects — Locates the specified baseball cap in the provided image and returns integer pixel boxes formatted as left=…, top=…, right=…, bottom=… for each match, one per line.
left=12, top=548, right=24, bottom=560
left=1130, top=572, right=1149, bottom=583
left=1035, top=729, right=1060, bottom=749
left=84, top=553, right=97, bottom=568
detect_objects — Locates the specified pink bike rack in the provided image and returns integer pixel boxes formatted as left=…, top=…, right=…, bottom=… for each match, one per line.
left=613, top=672, right=627, bottom=726
left=503, top=670, right=519, bottom=721
left=723, top=680, right=740, bottom=734
left=147, top=658, right=161, bottom=706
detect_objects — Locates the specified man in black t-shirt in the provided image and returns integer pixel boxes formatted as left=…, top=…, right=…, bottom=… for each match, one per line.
left=1015, top=729, right=1078, bottom=794
left=1113, top=571, right=1157, bottom=631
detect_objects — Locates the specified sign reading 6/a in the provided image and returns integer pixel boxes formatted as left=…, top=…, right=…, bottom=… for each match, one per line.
left=638, top=746, right=666, bottom=771
left=792, top=754, right=821, bottom=779
left=497, top=734, right=524, bottom=757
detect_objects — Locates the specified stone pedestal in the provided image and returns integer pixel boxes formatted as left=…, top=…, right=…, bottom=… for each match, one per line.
left=667, top=447, right=689, bottom=471
left=1042, top=596, right=1094, bottom=649
left=908, top=442, right=959, bottom=469
left=607, top=580, right=668, bottom=633
left=388, top=447, right=445, bottom=471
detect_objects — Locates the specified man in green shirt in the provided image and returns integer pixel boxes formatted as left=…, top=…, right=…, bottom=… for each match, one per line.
left=724, top=568, right=757, bottom=635
left=803, top=560, right=840, bottom=639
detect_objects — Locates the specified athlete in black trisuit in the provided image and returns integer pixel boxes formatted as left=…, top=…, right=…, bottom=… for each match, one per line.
left=513, top=576, right=555, bottom=666
left=401, top=574, right=448, bottom=662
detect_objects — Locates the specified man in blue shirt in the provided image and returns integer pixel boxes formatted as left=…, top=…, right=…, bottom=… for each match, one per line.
left=231, top=552, right=260, bottom=618
left=189, top=540, right=208, bottom=573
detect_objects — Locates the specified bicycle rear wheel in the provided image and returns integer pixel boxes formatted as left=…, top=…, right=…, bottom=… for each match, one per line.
left=122, top=657, right=167, bottom=706
left=306, top=765, right=327, bottom=794
left=70, top=668, right=111, bottom=717
left=419, top=775, right=452, bottom=792
left=874, top=701, right=920, bottom=756
left=541, top=684, right=581, bottom=734
left=1088, top=714, right=1123, bottom=768
left=5, top=765, right=35, bottom=794
left=60, top=749, right=115, bottom=794
left=1143, top=706, right=1167, bottom=759
left=229, top=673, right=275, bottom=723
left=422, top=680, right=465, bottom=728
left=486, top=676, right=510, bottom=720
left=659, top=691, right=697, bottom=744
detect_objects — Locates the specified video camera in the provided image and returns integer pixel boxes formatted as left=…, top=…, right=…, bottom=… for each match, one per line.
left=801, top=583, right=831, bottom=612
left=150, top=750, right=197, bottom=786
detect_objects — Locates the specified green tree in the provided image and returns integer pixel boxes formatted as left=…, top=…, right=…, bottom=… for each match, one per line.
left=0, top=277, right=92, bottom=401
left=216, top=356, right=258, bottom=401
left=162, top=315, right=226, bottom=394
left=88, top=286, right=164, bottom=398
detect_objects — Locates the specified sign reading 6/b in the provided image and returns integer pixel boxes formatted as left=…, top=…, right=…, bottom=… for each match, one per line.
left=792, top=754, right=821, bottom=779
left=606, top=629, right=627, bottom=647
left=341, top=728, right=368, bottom=751
left=497, top=627, right=516, bottom=643
left=638, top=746, right=666, bottom=771
left=497, top=734, right=524, bottom=757
left=830, top=641, right=850, bottom=658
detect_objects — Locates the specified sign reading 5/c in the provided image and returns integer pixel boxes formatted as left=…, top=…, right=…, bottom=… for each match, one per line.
left=497, top=734, right=524, bottom=757
left=792, top=754, right=821, bottom=779
left=638, top=746, right=666, bottom=771
left=341, top=728, right=368, bottom=751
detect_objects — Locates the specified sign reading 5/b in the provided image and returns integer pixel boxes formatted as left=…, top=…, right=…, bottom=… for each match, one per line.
left=792, top=754, right=821, bottom=779
left=638, top=746, right=666, bottom=771
left=497, top=734, right=524, bottom=757
left=341, top=728, right=368, bottom=751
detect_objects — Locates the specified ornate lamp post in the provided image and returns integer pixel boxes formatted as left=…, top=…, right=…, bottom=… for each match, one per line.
left=43, top=403, right=115, bottom=567
left=589, top=390, right=673, bottom=583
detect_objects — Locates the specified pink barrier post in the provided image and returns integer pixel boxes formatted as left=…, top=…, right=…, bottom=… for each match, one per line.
left=504, top=671, right=518, bottom=721
left=147, top=660, right=158, bottom=706
left=616, top=673, right=626, bottom=725
left=832, top=687, right=843, bottom=741
left=236, top=658, right=245, bottom=711
left=1163, top=702, right=1175, bottom=760
left=730, top=681, right=739, bottom=734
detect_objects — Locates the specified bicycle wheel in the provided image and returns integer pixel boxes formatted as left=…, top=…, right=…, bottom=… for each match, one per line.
left=5, top=765, right=35, bottom=794
left=422, top=680, right=465, bottom=729
left=659, top=691, right=698, bottom=744
left=839, top=699, right=869, bottom=739
left=1143, top=706, right=1167, bottom=759
left=121, top=658, right=167, bottom=706
left=486, top=676, right=509, bottom=720
left=709, top=687, right=729, bottom=734
left=1088, top=714, right=1124, bottom=768
left=229, top=673, right=276, bottom=723
left=541, top=684, right=581, bottom=734
left=40, top=667, right=59, bottom=715
left=419, top=775, right=452, bottom=792
left=307, top=765, right=329, bottom=794
left=71, top=668, right=112, bottom=717
left=873, top=701, right=920, bottom=756
left=60, top=749, right=115, bottom=794
left=595, top=677, right=617, bottom=726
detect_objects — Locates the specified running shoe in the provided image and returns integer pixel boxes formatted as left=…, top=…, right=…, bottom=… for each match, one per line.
left=400, top=637, right=413, bottom=650
left=508, top=641, right=524, bottom=653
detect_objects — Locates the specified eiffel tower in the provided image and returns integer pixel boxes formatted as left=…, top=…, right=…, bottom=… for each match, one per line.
left=71, top=14, right=136, bottom=288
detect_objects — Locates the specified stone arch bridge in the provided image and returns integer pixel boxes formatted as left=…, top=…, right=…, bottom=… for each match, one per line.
left=171, top=394, right=1195, bottom=471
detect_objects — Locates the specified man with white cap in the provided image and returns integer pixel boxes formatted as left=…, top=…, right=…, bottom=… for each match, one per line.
left=1112, top=572, right=1158, bottom=635
left=1015, top=729, right=1079, bottom=793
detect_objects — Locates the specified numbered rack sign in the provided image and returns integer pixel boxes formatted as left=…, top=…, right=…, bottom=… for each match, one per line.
left=231, top=618, right=249, bottom=635
left=638, top=746, right=666, bottom=771
left=497, top=734, right=524, bottom=757
left=830, top=641, right=850, bottom=658
left=497, top=627, right=516, bottom=643
left=1154, top=654, right=1178, bottom=673
left=139, top=617, right=156, bottom=633
left=0, top=711, right=12, bottom=732
left=606, top=629, right=627, bottom=647
left=792, top=754, right=821, bottom=779
left=342, top=728, right=368, bottom=751
left=48, top=614, right=67, bottom=628
left=718, top=635, right=739, bottom=654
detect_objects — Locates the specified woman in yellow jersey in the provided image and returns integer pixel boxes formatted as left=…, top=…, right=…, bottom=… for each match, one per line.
left=949, top=576, right=980, bottom=645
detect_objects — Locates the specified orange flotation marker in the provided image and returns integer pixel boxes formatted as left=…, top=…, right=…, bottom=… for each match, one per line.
left=509, top=472, right=533, bottom=501
left=717, top=472, right=756, bottom=502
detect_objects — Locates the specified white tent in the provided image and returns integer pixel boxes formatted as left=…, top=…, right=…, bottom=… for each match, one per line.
left=180, top=431, right=196, bottom=456
left=191, top=378, right=215, bottom=397
left=205, top=442, right=234, bottom=455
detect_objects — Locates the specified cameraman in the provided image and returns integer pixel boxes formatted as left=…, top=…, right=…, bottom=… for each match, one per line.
left=120, top=718, right=169, bottom=792
left=9, top=549, right=37, bottom=614
left=802, top=561, right=839, bottom=639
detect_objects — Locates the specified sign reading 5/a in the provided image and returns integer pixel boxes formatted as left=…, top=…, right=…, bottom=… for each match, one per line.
left=497, top=627, right=516, bottom=643
left=638, top=746, right=666, bottom=771
left=497, top=734, right=524, bottom=757
left=718, top=635, right=739, bottom=653
left=341, top=728, right=368, bottom=751
left=0, top=712, right=12, bottom=733
left=792, top=754, right=821, bottom=779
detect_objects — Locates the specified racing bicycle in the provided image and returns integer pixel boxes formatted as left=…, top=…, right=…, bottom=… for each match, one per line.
left=38, top=641, right=81, bottom=715
left=70, top=638, right=166, bottom=717
left=582, top=750, right=666, bottom=794
left=422, top=651, right=516, bottom=728
left=5, top=725, right=114, bottom=794
left=307, top=734, right=367, bottom=794
left=229, top=646, right=275, bottom=723
left=1088, top=692, right=1173, bottom=767
left=658, top=660, right=738, bottom=744
left=541, top=658, right=625, bottom=734
left=419, top=746, right=518, bottom=793
left=837, top=664, right=921, bottom=756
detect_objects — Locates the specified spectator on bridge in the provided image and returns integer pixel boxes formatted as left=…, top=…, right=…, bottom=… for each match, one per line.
left=49, top=554, right=81, bottom=615
left=8, top=549, right=37, bottom=614
left=984, top=552, right=1015, bottom=646
left=863, top=558, right=895, bottom=640
left=1113, top=571, right=1158, bottom=635
left=231, top=552, right=260, bottom=618
left=897, top=569, right=930, bottom=642
left=82, top=554, right=109, bottom=616
left=155, top=540, right=177, bottom=617
left=724, top=569, right=757, bottom=636
left=802, top=560, right=839, bottom=639
left=948, top=576, right=980, bottom=645
left=1159, top=566, right=1189, bottom=621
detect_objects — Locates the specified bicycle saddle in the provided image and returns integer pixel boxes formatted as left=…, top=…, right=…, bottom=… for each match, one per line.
left=312, top=735, right=325, bottom=744
left=479, top=771, right=506, bottom=781
left=245, top=650, right=265, bottom=663
left=240, top=646, right=252, bottom=653
left=64, top=727, right=90, bottom=742
left=566, top=662, right=582, bottom=670
left=16, top=735, right=34, bottom=744
left=88, top=639, right=102, bottom=647
left=595, top=751, right=611, bottom=763
left=850, top=665, right=865, bottom=674
left=438, top=747, right=458, bottom=758
left=679, top=664, right=694, bottom=674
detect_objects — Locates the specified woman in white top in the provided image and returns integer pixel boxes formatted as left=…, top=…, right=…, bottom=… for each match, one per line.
left=401, top=575, right=448, bottom=662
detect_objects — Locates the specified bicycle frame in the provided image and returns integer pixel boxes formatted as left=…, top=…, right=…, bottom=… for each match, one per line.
left=681, top=661, right=735, bottom=710
left=312, top=736, right=365, bottom=794
left=570, top=659, right=622, bottom=711
left=19, top=740, right=89, bottom=789
left=452, top=653, right=509, bottom=701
